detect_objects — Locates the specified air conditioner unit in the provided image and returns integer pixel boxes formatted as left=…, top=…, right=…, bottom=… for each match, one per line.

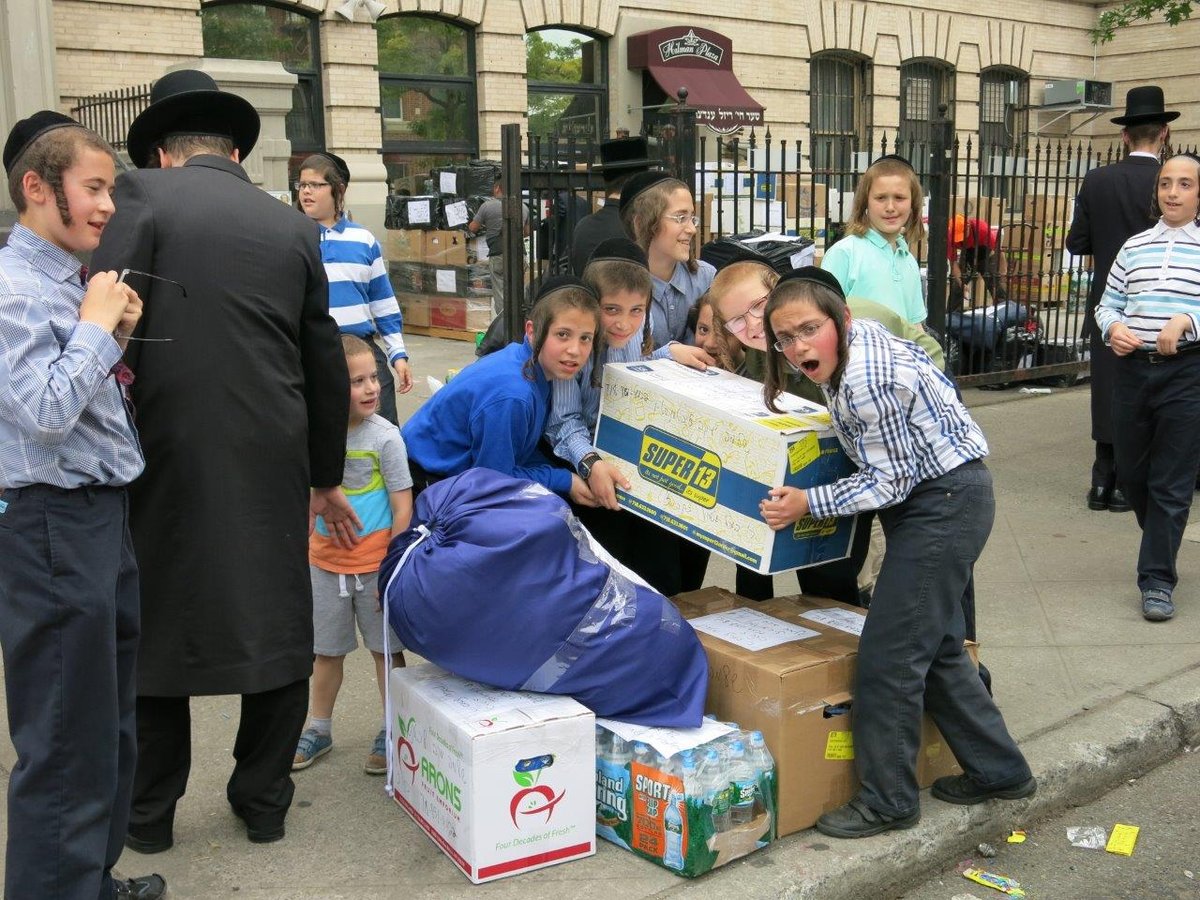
left=1042, top=79, right=1112, bottom=107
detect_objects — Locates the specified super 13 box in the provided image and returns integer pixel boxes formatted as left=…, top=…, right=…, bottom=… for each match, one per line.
left=594, top=360, right=856, bottom=574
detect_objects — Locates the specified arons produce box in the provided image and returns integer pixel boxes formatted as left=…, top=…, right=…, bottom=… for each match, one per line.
left=594, top=360, right=857, bottom=574
left=673, top=589, right=969, bottom=837
left=386, top=665, right=595, bottom=883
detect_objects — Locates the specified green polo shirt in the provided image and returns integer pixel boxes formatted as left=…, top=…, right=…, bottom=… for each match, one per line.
left=821, top=229, right=927, bottom=325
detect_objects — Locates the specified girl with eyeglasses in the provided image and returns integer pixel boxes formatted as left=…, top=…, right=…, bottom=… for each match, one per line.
left=297, top=153, right=412, bottom=425
left=820, top=155, right=927, bottom=328
left=619, top=172, right=715, bottom=348
left=759, top=267, right=1034, bottom=840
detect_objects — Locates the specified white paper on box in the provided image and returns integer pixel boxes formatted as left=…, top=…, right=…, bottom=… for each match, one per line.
left=407, top=199, right=431, bottom=224
left=690, top=608, right=820, bottom=651
left=387, top=666, right=595, bottom=884
left=596, top=717, right=733, bottom=759
left=799, top=607, right=867, bottom=636
left=443, top=199, right=469, bottom=228
left=435, top=269, right=457, bottom=293
left=439, top=171, right=457, bottom=195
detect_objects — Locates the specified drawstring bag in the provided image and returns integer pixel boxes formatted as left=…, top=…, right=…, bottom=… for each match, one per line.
left=379, top=468, right=708, bottom=727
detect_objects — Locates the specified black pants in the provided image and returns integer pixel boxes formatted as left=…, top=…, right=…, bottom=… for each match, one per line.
left=1112, top=352, right=1200, bottom=594
left=129, top=678, right=309, bottom=837
left=371, top=340, right=398, bottom=426
left=734, top=512, right=873, bottom=605
left=0, top=484, right=138, bottom=900
left=853, top=462, right=1029, bottom=817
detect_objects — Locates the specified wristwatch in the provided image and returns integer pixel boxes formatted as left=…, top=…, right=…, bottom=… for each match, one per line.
left=578, top=452, right=602, bottom=480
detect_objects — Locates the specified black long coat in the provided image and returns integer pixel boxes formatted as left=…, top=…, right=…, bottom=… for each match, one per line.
left=92, top=155, right=348, bottom=696
left=1065, top=154, right=1160, bottom=443
left=569, top=200, right=626, bottom=275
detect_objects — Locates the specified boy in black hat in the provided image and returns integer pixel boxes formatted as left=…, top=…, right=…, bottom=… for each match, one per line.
left=91, top=69, right=352, bottom=852
left=569, top=137, right=654, bottom=275
left=1067, top=85, right=1178, bottom=516
left=0, top=112, right=165, bottom=899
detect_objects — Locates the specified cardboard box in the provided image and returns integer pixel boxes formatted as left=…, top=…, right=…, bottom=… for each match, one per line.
left=953, top=196, right=1004, bottom=225
left=1022, top=194, right=1071, bottom=225
left=594, top=360, right=857, bottom=574
left=782, top=176, right=828, bottom=219
left=387, top=665, right=595, bottom=884
left=594, top=719, right=774, bottom=877
left=397, top=292, right=431, bottom=328
left=430, top=296, right=493, bottom=331
left=424, top=229, right=470, bottom=266
left=385, top=228, right=425, bottom=262
left=673, top=589, right=968, bottom=837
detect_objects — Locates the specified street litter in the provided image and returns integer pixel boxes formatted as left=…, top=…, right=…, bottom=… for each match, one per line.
left=962, top=867, right=1026, bottom=897
left=1018, top=387, right=1052, bottom=395
left=1006, top=830, right=1027, bottom=844
left=1066, top=825, right=1107, bottom=849
left=977, top=842, right=997, bottom=858
left=1105, top=823, right=1139, bottom=856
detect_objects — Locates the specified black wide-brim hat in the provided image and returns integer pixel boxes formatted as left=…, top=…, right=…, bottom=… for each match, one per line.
left=597, top=137, right=652, bottom=173
left=127, top=69, right=260, bottom=168
left=1111, top=85, right=1180, bottom=126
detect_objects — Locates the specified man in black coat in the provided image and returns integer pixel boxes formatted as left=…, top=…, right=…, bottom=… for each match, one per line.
left=1066, top=86, right=1175, bottom=512
left=569, top=136, right=653, bottom=275
left=91, top=70, right=355, bottom=851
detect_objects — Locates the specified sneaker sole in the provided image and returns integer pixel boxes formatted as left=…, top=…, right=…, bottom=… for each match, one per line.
left=291, top=743, right=332, bottom=771
left=363, top=762, right=387, bottom=775
left=815, top=814, right=919, bottom=839
left=931, top=780, right=1037, bottom=805
left=1143, top=606, right=1175, bottom=622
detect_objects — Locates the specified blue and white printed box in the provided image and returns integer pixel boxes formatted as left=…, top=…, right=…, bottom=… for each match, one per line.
left=594, top=361, right=857, bottom=575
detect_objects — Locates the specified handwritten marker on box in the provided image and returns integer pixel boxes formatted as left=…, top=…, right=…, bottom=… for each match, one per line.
left=1106, top=823, right=1139, bottom=856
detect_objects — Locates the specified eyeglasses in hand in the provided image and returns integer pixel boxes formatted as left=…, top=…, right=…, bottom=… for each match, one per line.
left=117, top=268, right=186, bottom=342
left=773, top=318, right=831, bottom=352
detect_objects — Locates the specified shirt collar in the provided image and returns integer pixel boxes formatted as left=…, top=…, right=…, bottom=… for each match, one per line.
left=651, top=261, right=692, bottom=294
left=320, top=215, right=349, bottom=235
left=866, top=227, right=911, bottom=257
left=1152, top=218, right=1200, bottom=239
left=1128, top=151, right=1160, bottom=160
left=7, top=223, right=84, bottom=285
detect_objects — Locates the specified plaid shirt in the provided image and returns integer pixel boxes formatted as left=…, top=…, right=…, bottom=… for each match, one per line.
left=806, top=318, right=987, bottom=517
left=0, top=224, right=143, bottom=488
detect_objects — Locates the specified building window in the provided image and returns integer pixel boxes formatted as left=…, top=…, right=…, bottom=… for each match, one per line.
left=201, top=0, right=324, bottom=157
left=809, top=52, right=872, bottom=180
left=525, top=28, right=607, bottom=144
left=377, top=14, right=478, bottom=193
left=898, top=59, right=955, bottom=165
left=979, top=67, right=1029, bottom=152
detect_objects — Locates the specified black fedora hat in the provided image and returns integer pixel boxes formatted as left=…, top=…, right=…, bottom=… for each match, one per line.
left=127, top=69, right=260, bottom=168
left=1111, top=86, right=1180, bottom=126
left=597, top=137, right=652, bottom=174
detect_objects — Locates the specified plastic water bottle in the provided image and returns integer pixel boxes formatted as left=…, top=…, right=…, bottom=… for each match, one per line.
left=597, top=730, right=632, bottom=845
left=632, top=741, right=657, bottom=771
left=699, top=748, right=731, bottom=833
left=727, top=739, right=759, bottom=825
left=747, top=731, right=776, bottom=819
left=594, top=724, right=607, bottom=758
left=661, top=790, right=685, bottom=871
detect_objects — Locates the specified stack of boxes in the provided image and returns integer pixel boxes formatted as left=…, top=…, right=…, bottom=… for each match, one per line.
left=696, top=170, right=831, bottom=247
left=1006, top=193, right=1072, bottom=305
left=385, top=164, right=498, bottom=337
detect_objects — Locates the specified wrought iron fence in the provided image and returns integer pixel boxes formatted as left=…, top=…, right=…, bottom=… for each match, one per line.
left=70, top=83, right=153, bottom=157
left=506, top=118, right=1197, bottom=388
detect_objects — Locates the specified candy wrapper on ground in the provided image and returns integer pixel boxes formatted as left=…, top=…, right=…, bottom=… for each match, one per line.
left=380, top=468, right=709, bottom=726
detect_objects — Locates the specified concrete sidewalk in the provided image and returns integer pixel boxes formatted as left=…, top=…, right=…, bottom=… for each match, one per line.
left=2, top=335, right=1198, bottom=899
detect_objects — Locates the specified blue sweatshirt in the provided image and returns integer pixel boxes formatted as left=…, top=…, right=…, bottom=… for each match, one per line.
left=401, top=340, right=573, bottom=496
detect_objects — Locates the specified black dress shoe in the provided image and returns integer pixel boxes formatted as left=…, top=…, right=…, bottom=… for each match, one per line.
left=113, top=873, right=167, bottom=899
left=233, top=808, right=286, bottom=844
left=1107, top=488, right=1132, bottom=513
left=815, top=798, right=920, bottom=838
left=1086, top=485, right=1109, bottom=510
left=931, top=774, right=1037, bottom=805
left=125, top=822, right=173, bottom=854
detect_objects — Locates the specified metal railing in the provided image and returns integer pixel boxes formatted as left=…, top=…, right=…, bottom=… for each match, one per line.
left=70, top=83, right=153, bottom=155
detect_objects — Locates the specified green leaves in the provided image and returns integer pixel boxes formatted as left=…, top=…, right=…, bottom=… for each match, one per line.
left=1093, top=0, right=1194, bottom=43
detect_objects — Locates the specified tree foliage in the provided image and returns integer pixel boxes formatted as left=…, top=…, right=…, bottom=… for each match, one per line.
left=525, top=32, right=585, bottom=84
left=1093, top=0, right=1194, bottom=42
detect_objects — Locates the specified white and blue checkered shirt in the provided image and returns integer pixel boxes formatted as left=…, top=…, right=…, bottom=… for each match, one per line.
left=0, top=224, right=143, bottom=489
left=806, top=318, right=987, bottom=517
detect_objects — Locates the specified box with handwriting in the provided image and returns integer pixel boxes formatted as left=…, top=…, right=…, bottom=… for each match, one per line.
left=594, top=360, right=856, bottom=574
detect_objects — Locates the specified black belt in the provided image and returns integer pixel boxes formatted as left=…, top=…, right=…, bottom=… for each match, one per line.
left=1128, top=343, right=1200, bottom=364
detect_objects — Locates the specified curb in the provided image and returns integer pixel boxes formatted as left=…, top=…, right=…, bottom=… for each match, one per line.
left=655, top=663, right=1200, bottom=899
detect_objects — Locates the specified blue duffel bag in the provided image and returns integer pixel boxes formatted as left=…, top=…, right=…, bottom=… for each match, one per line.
left=379, top=468, right=708, bottom=727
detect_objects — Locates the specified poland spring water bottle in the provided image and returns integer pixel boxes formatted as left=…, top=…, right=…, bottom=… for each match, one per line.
left=662, top=790, right=685, bottom=870
left=747, top=730, right=775, bottom=818
left=727, top=739, right=759, bottom=825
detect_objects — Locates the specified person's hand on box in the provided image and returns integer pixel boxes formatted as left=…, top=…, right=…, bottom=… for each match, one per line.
left=760, top=486, right=809, bottom=531
left=587, top=460, right=629, bottom=511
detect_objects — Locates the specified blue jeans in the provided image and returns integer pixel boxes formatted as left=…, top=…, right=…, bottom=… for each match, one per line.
left=852, top=461, right=1030, bottom=817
